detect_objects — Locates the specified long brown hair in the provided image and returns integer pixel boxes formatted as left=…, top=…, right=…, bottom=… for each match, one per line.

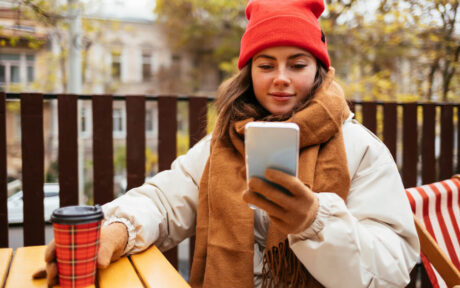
left=214, top=59, right=328, bottom=139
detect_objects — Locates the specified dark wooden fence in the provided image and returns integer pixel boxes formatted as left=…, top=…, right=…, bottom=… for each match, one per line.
left=352, top=101, right=459, bottom=187
left=1, top=93, right=458, bottom=287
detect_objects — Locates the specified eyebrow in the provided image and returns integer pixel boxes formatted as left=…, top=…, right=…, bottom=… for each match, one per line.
left=253, top=53, right=313, bottom=61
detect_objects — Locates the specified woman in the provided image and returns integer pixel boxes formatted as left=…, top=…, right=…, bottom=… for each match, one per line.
left=41, top=0, right=419, bottom=287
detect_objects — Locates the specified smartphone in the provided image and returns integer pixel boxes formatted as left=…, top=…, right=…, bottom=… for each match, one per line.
left=244, top=122, right=299, bottom=204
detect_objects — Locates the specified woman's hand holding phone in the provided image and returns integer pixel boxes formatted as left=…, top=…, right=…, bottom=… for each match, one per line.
left=242, top=168, right=319, bottom=235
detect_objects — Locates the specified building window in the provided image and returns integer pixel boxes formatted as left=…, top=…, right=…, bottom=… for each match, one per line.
left=0, top=65, right=5, bottom=83
left=142, top=52, right=152, bottom=81
left=26, top=55, right=35, bottom=83
left=111, top=51, right=121, bottom=81
left=10, top=65, right=20, bottom=83
left=145, top=109, right=155, bottom=133
left=79, top=107, right=92, bottom=137
left=113, top=108, right=124, bottom=136
left=16, top=113, right=21, bottom=141
left=27, top=66, right=34, bottom=83
left=0, top=53, right=35, bottom=90
left=0, top=54, right=20, bottom=61
left=171, top=54, right=181, bottom=79
left=81, top=107, right=87, bottom=133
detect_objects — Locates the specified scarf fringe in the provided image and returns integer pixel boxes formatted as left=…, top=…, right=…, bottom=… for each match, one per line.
left=261, top=239, right=310, bottom=288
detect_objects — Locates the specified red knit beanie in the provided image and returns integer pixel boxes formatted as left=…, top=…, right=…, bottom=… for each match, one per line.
left=238, top=0, right=330, bottom=70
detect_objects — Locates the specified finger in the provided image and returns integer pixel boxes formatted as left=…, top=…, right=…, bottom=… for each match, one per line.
left=32, top=268, right=47, bottom=279
left=44, top=239, right=56, bottom=263
left=242, top=189, right=285, bottom=219
left=97, top=243, right=114, bottom=269
left=46, top=261, right=58, bottom=287
left=268, top=216, right=289, bottom=234
left=110, top=247, right=124, bottom=262
left=248, top=177, right=293, bottom=209
left=105, top=223, right=128, bottom=262
left=270, top=217, right=291, bottom=234
left=265, top=169, right=309, bottom=196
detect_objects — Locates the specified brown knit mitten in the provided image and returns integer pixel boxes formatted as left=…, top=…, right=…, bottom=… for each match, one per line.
left=97, top=222, right=129, bottom=268
left=32, top=222, right=129, bottom=285
left=243, top=168, right=319, bottom=235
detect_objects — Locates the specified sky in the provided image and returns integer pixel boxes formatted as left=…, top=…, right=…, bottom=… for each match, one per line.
left=83, top=0, right=156, bottom=21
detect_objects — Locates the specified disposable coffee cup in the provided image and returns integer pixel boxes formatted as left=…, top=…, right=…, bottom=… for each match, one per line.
left=51, top=205, right=104, bottom=288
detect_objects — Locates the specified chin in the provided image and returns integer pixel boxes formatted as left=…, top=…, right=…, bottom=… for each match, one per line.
left=268, top=106, right=294, bottom=115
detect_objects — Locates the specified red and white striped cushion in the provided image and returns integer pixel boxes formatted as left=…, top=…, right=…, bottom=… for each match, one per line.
left=406, top=178, right=460, bottom=288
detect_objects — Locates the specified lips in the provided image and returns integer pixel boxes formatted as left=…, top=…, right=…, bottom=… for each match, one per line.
left=269, top=92, right=295, bottom=102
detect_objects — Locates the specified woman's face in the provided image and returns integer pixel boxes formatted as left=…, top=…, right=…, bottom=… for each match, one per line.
left=251, top=46, right=318, bottom=115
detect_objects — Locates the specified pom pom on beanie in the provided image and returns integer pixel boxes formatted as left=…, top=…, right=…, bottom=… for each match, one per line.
left=238, top=0, right=330, bottom=70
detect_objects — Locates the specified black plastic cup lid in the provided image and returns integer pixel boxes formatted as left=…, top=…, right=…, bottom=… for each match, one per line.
left=51, top=205, right=104, bottom=224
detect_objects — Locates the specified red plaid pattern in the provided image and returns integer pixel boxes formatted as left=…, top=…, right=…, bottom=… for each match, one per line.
left=53, top=221, right=102, bottom=288
left=406, top=178, right=460, bottom=288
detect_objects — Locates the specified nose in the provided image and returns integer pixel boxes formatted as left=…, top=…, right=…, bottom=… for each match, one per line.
left=273, top=68, right=290, bottom=87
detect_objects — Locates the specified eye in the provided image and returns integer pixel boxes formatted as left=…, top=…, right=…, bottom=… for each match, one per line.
left=292, top=63, right=307, bottom=69
left=258, top=64, right=273, bottom=70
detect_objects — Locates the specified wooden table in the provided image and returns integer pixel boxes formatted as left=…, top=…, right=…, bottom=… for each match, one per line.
left=0, top=246, right=190, bottom=288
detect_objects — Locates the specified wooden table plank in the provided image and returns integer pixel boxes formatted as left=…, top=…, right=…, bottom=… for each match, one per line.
left=98, top=256, right=143, bottom=288
left=130, top=246, right=190, bottom=288
left=5, top=246, right=95, bottom=288
left=5, top=245, right=186, bottom=288
left=0, top=248, right=12, bottom=287
left=6, top=246, right=48, bottom=287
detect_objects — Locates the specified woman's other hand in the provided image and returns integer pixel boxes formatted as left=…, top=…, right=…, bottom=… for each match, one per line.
left=96, top=222, right=128, bottom=268
left=243, top=168, right=319, bottom=235
left=32, top=222, right=129, bottom=286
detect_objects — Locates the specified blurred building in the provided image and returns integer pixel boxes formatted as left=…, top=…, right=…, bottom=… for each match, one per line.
left=0, top=2, right=219, bottom=194
left=0, top=5, right=51, bottom=180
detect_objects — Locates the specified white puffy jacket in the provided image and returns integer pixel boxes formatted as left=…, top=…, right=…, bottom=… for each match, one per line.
left=102, top=115, right=420, bottom=288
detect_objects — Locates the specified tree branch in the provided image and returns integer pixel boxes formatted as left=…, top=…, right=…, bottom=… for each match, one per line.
left=19, top=0, right=64, bottom=26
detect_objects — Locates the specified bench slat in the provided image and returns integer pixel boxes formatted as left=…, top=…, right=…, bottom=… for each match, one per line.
left=5, top=246, right=94, bottom=288
left=5, top=246, right=47, bottom=287
left=98, top=256, right=143, bottom=288
left=0, top=248, right=12, bottom=287
left=130, top=245, right=190, bottom=288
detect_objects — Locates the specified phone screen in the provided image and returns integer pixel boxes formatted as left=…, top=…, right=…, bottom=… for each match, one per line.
left=245, top=122, right=299, bottom=199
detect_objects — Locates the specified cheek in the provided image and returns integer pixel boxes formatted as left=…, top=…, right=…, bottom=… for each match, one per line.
left=251, top=73, right=269, bottom=98
left=296, top=73, right=316, bottom=99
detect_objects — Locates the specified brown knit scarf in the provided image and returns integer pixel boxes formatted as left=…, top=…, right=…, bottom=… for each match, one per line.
left=190, top=69, right=351, bottom=287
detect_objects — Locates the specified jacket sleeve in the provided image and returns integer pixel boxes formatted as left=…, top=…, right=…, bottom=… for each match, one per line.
left=288, top=120, right=420, bottom=288
left=102, top=135, right=211, bottom=255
